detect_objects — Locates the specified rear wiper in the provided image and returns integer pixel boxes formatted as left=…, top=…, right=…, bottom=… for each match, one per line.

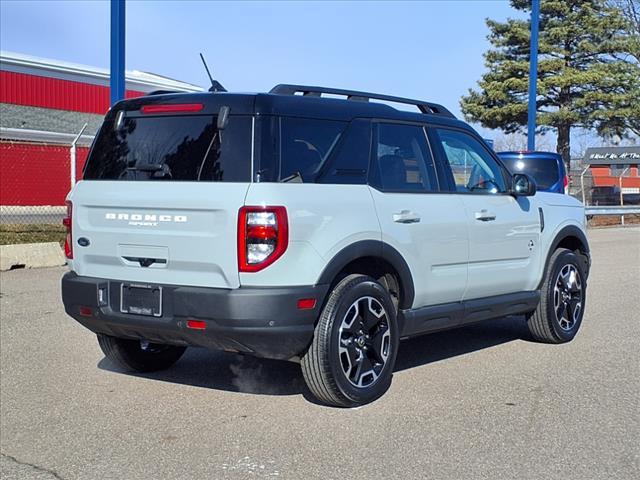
left=126, top=163, right=172, bottom=179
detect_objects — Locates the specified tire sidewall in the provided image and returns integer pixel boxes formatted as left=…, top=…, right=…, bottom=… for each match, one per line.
left=326, top=277, right=399, bottom=405
left=544, top=250, right=587, bottom=342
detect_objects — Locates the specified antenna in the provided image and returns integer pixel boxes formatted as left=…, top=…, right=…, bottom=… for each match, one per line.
left=199, top=53, right=227, bottom=93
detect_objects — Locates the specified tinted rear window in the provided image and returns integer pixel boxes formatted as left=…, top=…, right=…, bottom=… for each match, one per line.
left=84, top=115, right=251, bottom=181
left=256, top=117, right=347, bottom=182
left=499, top=156, right=560, bottom=190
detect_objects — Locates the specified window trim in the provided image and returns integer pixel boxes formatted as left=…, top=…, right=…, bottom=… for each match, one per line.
left=426, top=125, right=513, bottom=195
left=367, top=120, right=442, bottom=194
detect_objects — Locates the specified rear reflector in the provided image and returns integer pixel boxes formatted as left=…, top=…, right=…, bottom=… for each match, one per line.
left=297, top=298, right=317, bottom=310
left=186, top=320, right=207, bottom=330
left=79, top=306, right=93, bottom=317
left=141, top=103, right=204, bottom=114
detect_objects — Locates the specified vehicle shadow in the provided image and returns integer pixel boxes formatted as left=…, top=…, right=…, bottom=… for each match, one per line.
left=97, top=316, right=533, bottom=399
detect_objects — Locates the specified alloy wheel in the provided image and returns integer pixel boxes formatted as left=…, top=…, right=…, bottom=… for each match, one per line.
left=553, top=264, right=583, bottom=331
left=338, top=296, right=391, bottom=388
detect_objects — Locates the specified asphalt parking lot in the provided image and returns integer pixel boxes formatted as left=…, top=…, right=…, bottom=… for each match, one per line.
left=1, top=227, right=638, bottom=480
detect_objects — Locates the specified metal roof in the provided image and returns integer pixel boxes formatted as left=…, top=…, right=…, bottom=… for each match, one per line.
left=0, top=50, right=203, bottom=93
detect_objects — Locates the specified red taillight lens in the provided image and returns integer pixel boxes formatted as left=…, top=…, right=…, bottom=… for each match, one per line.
left=63, top=201, right=73, bottom=259
left=238, top=206, right=288, bottom=273
left=564, top=175, right=569, bottom=194
left=141, top=103, right=204, bottom=114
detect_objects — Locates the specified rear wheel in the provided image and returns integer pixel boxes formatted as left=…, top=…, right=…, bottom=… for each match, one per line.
left=97, top=334, right=186, bottom=372
left=527, top=248, right=586, bottom=343
left=301, top=274, right=399, bottom=407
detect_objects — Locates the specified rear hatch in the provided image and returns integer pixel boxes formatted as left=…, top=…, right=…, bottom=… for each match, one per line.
left=68, top=97, right=253, bottom=289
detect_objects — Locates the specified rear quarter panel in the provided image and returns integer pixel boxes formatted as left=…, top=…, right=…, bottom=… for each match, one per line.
left=241, top=184, right=381, bottom=287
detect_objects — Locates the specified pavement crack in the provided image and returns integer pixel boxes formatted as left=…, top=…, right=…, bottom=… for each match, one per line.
left=1, top=452, right=64, bottom=480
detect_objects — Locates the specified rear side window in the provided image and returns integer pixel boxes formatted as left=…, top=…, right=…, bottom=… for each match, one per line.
left=499, top=156, right=560, bottom=190
left=317, top=119, right=371, bottom=184
left=256, top=117, right=346, bottom=182
left=369, top=123, right=438, bottom=192
left=84, top=115, right=252, bottom=181
left=280, top=117, right=346, bottom=181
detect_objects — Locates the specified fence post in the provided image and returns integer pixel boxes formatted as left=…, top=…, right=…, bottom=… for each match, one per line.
left=70, top=123, right=88, bottom=188
left=580, top=166, right=589, bottom=205
left=619, top=167, right=629, bottom=225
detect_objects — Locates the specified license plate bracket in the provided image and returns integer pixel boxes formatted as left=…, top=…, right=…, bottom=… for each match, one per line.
left=120, top=283, right=162, bottom=317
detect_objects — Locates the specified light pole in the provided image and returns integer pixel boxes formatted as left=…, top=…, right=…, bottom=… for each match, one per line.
left=527, top=0, right=540, bottom=151
left=110, top=0, right=125, bottom=106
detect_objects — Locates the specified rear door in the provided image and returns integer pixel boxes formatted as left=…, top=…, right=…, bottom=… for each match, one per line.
left=429, top=127, right=541, bottom=300
left=368, top=122, right=468, bottom=309
left=69, top=107, right=253, bottom=289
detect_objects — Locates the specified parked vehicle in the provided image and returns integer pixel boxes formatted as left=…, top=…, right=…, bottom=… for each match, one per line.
left=497, top=151, right=568, bottom=194
left=61, top=85, right=590, bottom=407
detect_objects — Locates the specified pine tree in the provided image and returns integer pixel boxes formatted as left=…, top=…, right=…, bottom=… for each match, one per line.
left=461, top=0, right=640, bottom=166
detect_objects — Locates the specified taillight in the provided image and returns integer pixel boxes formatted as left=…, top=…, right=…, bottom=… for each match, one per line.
left=238, top=206, right=288, bottom=272
left=63, top=201, right=73, bottom=259
left=140, top=103, right=204, bottom=114
left=564, top=175, right=569, bottom=194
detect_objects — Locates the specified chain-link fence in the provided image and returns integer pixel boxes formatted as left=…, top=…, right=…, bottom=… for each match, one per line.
left=569, top=167, right=640, bottom=226
left=0, top=128, right=91, bottom=245
left=570, top=170, right=639, bottom=206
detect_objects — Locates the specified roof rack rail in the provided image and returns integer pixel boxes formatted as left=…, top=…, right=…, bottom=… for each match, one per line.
left=269, top=84, right=456, bottom=118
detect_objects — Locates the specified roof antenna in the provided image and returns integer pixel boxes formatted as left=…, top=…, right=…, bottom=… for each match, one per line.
left=199, top=53, right=227, bottom=92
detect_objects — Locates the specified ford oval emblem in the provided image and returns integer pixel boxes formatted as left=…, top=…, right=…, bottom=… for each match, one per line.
left=77, top=237, right=90, bottom=247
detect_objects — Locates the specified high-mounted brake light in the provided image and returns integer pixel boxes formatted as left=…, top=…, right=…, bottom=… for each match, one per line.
left=140, top=103, right=204, bottom=114
left=238, top=206, right=288, bottom=273
left=63, top=201, right=73, bottom=259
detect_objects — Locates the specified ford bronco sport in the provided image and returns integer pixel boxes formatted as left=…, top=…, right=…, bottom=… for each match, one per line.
left=61, top=84, right=590, bottom=407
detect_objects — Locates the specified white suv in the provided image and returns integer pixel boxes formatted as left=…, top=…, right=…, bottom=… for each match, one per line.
left=61, top=85, right=590, bottom=407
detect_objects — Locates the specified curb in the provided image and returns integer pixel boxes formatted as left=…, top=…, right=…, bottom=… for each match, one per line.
left=0, top=242, right=66, bottom=271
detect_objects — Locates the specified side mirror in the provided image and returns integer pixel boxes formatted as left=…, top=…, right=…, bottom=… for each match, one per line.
left=512, top=173, right=537, bottom=196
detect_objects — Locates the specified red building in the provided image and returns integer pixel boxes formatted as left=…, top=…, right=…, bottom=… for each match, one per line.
left=0, top=51, right=202, bottom=207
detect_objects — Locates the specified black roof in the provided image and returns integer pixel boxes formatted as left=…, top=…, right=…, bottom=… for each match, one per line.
left=113, top=84, right=470, bottom=132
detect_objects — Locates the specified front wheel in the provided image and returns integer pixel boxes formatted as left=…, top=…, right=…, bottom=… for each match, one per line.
left=301, top=274, right=399, bottom=407
left=97, top=334, right=186, bottom=372
left=527, top=248, right=587, bottom=343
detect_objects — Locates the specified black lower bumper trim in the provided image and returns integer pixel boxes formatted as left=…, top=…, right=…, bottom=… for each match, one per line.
left=61, top=272, right=328, bottom=360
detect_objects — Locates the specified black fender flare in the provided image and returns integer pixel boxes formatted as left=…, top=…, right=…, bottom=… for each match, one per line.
left=540, top=225, right=591, bottom=287
left=317, top=240, right=415, bottom=310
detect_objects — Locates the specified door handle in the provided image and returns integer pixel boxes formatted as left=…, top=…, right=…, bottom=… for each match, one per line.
left=475, top=210, right=496, bottom=221
left=393, top=210, right=421, bottom=224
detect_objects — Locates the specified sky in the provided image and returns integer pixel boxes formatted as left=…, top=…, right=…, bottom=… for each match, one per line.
left=1, top=0, right=529, bottom=141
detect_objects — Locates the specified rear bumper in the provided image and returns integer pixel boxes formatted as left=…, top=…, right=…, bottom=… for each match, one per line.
left=61, top=272, right=328, bottom=360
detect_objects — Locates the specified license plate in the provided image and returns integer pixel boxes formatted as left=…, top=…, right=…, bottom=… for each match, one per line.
left=120, top=283, right=162, bottom=317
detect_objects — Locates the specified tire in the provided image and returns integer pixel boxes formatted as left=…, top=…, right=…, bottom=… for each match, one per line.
left=527, top=248, right=587, bottom=343
left=97, top=334, right=186, bottom=372
left=301, top=274, right=399, bottom=407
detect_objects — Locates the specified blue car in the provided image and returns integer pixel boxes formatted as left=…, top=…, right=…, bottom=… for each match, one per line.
left=497, top=151, right=568, bottom=194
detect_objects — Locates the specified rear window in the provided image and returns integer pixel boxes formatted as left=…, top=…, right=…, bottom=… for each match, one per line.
left=84, top=115, right=252, bottom=181
left=499, top=156, right=560, bottom=190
